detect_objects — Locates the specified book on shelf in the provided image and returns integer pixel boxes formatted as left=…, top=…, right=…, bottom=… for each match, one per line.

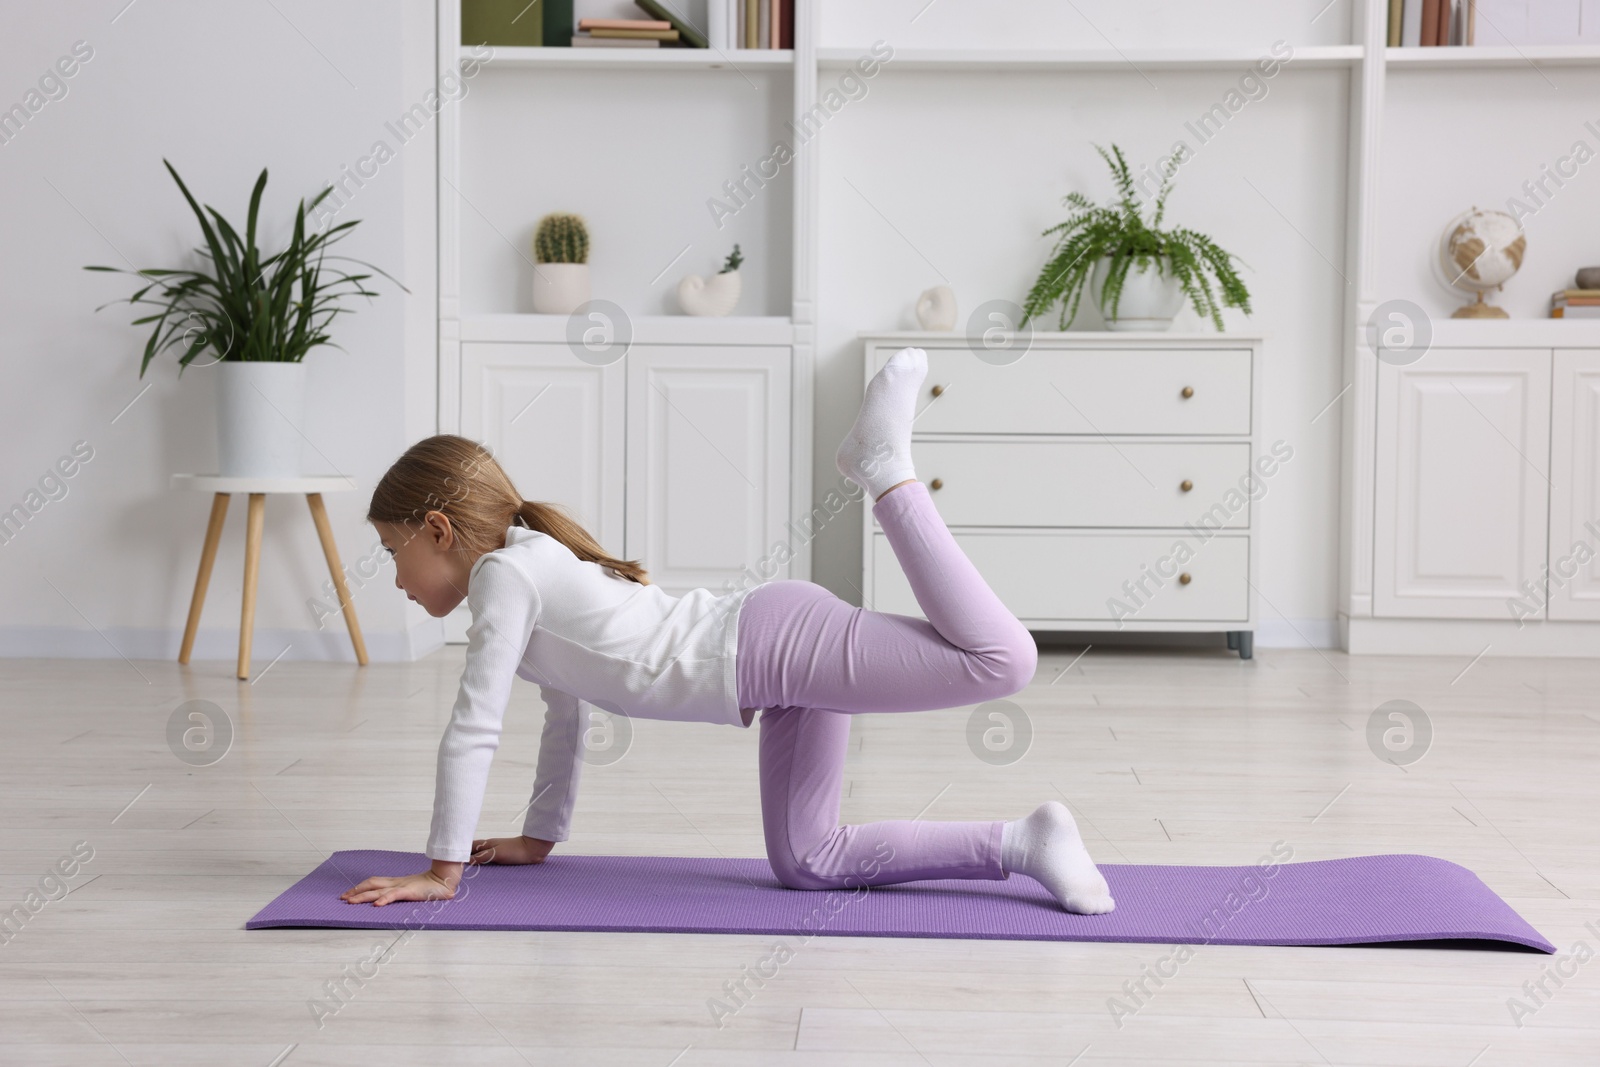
left=577, top=18, right=670, bottom=31
left=461, top=0, right=542, bottom=47
left=545, top=0, right=573, bottom=47
left=571, top=33, right=660, bottom=47
left=590, top=27, right=680, bottom=40
left=1552, top=306, right=1600, bottom=318
left=1402, top=0, right=1424, bottom=45
left=633, top=0, right=708, bottom=47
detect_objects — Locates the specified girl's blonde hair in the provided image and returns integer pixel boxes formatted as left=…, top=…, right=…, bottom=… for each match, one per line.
left=366, top=434, right=648, bottom=585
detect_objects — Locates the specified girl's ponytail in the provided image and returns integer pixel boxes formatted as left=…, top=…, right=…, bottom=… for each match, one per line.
left=368, top=433, right=649, bottom=586
left=515, top=499, right=649, bottom=585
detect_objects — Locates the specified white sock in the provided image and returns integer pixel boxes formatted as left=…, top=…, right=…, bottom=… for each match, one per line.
left=835, top=346, right=926, bottom=500
left=1001, top=801, right=1115, bottom=915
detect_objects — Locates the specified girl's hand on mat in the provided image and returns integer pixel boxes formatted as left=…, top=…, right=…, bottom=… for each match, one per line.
left=469, top=835, right=553, bottom=866
left=340, top=866, right=458, bottom=907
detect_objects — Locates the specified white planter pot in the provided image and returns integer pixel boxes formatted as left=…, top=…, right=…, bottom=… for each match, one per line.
left=1089, top=256, right=1186, bottom=331
left=532, top=262, right=591, bottom=315
left=215, top=361, right=307, bottom=478
left=677, top=269, right=742, bottom=316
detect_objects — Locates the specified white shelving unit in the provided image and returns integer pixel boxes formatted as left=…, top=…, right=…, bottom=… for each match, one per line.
left=436, top=0, right=818, bottom=638
left=433, top=0, right=1600, bottom=651
left=1340, top=5, right=1600, bottom=655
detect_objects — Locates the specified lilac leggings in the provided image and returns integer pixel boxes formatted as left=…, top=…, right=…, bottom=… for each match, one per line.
left=734, top=480, right=1038, bottom=890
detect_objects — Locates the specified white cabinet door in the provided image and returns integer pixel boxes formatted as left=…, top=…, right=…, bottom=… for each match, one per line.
left=1547, top=349, right=1600, bottom=620
left=452, top=342, right=625, bottom=639
left=626, top=346, right=790, bottom=596
left=1374, top=348, right=1550, bottom=618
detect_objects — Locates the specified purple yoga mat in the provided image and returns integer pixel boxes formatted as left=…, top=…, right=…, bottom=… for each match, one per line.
left=245, top=850, right=1554, bottom=952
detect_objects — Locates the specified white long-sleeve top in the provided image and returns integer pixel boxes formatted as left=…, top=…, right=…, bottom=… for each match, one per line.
left=425, top=523, right=756, bottom=861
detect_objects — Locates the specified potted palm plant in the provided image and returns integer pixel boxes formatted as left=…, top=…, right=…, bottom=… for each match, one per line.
left=86, top=160, right=403, bottom=477
left=1021, top=143, right=1251, bottom=331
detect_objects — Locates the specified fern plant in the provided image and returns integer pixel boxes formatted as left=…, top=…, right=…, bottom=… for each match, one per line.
left=85, top=159, right=403, bottom=378
left=1021, top=143, right=1251, bottom=331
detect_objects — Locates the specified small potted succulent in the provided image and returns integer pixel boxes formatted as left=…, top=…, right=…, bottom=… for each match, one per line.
left=1021, top=143, right=1251, bottom=331
left=85, top=159, right=402, bottom=477
left=531, top=212, right=590, bottom=314
left=677, top=244, right=743, bottom=317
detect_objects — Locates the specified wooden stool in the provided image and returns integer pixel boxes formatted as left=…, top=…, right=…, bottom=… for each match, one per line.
left=171, top=474, right=369, bottom=680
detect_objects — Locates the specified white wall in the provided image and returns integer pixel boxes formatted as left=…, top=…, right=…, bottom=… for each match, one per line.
left=0, top=1, right=440, bottom=663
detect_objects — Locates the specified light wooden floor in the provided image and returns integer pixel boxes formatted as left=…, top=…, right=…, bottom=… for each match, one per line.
left=3, top=642, right=1598, bottom=1066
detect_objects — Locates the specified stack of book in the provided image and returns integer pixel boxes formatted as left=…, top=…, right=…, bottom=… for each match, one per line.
left=572, top=18, right=678, bottom=48
left=1551, top=290, right=1600, bottom=319
left=567, top=1, right=712, bottom=48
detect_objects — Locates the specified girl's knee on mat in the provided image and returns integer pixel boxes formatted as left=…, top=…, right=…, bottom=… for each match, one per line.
left=767, top=832, right=886, bottom=892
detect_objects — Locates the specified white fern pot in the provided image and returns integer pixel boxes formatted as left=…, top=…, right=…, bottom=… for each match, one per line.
left=1089, top=256, right=1186, bottom=331
left=677, top=269, right=741, bottom=316
left=532, top=262, right=590, bottom=315
left=214, top=361, right=307, bottom=478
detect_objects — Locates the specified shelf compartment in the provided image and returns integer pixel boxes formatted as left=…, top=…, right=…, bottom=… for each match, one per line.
left=817, top=45, right=1362, bottom=72
left=466, top=45, right=793, bottom=71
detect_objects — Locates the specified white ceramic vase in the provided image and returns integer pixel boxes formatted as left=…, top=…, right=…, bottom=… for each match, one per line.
left=677, top=270, right=742, bottom=316
left=215, top=361, right=307, bottom=478
left=532, top=262, right=591, bottom=315
left=915, top=285, right=958, bottom=331
left=1089, top=256, right=1186, bottom=331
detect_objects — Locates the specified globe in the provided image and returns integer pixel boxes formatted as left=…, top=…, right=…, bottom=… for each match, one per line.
left=1438, top=208, right=1525, bottom=319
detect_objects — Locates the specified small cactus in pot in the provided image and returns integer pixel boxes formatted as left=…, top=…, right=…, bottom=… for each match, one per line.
left=531, top=212, right=591, bottom=314
left=678, top=243, right=744, bottom=317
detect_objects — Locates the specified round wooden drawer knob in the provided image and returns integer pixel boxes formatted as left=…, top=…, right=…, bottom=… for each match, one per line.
left=929, top=478, right=944, bottom=490
left=1181, top=385, right=1195, bottom=399
left=930, top=384, right=945, bottom=397
left=1180, top=479, right=1193, bottom=492
left=1178, top=572, right=1192, bottom=585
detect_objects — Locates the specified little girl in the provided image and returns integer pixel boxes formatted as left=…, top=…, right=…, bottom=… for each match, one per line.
left=341, top=347, right=1114, bottom=915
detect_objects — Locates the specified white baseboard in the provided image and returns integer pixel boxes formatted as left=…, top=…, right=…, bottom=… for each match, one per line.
left=1255, top=617, right=1341, bottom=649
left=0, top=617, right=448, bottom=663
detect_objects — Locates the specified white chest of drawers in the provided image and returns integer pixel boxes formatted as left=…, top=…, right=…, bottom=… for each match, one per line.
left=860, top=332, right=1266, bottom=658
